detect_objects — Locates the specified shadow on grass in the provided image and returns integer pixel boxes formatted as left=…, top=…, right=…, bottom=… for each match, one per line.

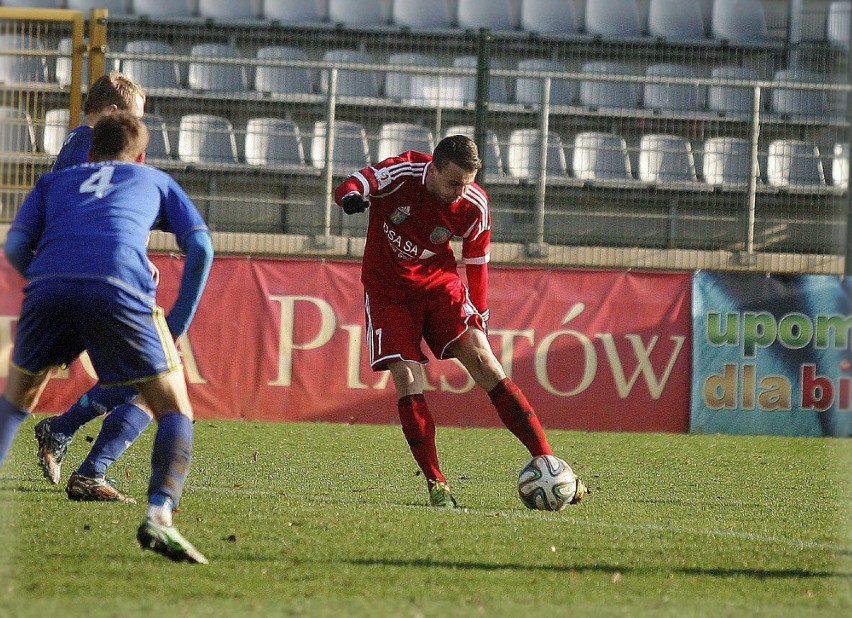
left=345, top=557, right=852, bottom=580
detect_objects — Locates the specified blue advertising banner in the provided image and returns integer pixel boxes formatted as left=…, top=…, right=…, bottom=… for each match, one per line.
left=691, top=272, right=851, bottom=437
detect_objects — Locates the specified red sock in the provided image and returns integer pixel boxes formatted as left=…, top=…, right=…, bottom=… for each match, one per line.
left=398, top=394, right=445, bottom=485
left=489, top=378, right=552, bottom=456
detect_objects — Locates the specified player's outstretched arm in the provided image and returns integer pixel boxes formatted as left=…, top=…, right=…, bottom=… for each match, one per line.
left=165, top=230, right=214, bottom=338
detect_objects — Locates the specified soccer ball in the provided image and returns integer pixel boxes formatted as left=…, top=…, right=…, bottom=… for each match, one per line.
left=517, top=455, right=584, bottom=511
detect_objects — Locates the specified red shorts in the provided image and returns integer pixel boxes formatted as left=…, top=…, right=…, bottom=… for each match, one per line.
left=364, top=278, right=484, bottom=371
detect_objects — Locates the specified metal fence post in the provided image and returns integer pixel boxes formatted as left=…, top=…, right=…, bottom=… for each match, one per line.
left=473, top=28, right=491, bottom=186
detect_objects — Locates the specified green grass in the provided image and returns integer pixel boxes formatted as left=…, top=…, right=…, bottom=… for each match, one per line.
left=1, top=416, right=850, bottom=617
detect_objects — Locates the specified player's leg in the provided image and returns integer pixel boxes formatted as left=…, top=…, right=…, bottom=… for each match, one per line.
left=426, top=279, right=552, bottom=458
left=366, top=292, right=455, bottom=507
left=449, top=329, right=552, bottom=457
left=132, top=370, right=206, bottom=563
left=35, top=382, right=139, bottom=484
left=66, top=396, right=153, bottom=503
left=0, top=366, right=50, bottom=464
left=81, top=284, right=206, bottom=563
left=388, top=360, right=455, bottom=506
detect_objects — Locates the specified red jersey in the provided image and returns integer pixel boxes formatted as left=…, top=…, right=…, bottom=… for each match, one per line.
left=335, top=151, right=491, bottom=309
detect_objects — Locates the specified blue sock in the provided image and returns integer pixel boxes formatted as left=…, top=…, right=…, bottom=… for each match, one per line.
left=148, top=412, right=193, bottom=508
left=51, top=384, right=137, bottom=437
left=0, top=396, right=30, bottom=465
left=76, top=403, right=152, bottom=478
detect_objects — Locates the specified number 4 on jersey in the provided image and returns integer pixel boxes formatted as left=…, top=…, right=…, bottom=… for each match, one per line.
left=79, top=166, right=116, bottom=199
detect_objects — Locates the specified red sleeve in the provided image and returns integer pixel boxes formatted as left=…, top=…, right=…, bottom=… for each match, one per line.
left=465, top=262, right=488, bottom=313
left=334, top=176, right=365, bottom=206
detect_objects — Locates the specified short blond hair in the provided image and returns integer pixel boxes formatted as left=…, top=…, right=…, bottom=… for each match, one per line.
left=83, top=72, right=146, bottom=115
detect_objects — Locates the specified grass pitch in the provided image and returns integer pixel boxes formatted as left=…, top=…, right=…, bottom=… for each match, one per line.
left=1, top=416, right=850, bottom=617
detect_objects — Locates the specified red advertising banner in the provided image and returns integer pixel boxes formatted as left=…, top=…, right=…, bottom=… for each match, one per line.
left=0, top=255, right=692, bottom=432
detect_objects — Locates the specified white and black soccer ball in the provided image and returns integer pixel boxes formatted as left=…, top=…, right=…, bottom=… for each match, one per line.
left=517, top=455, right=583, bottom=511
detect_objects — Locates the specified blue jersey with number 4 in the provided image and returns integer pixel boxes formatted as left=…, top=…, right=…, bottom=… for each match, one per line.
left=11, top=161, right=208, bottom=302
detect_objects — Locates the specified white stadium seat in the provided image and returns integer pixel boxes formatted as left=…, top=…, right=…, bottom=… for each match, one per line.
left=638, top=135, right=698, bottom=184
left=320, top=50, right=380, bottom=98
left=187, top=43, right=247, bottom=92
left=122, top=40, right=181, bottom=89
left=376, top=122, right=435, bottom=162
left=245, top=118, right=307, bottom=167
left=392, top=0, right=452, bottom=28
left=506, top=129, right=567, bottom=178
left=178, top=114, right=239, bottom=164
left=711, top=0, right=767, bottom=43
left=255, top=46, right=314, bottom=95
left=572, top=132, right=633, bottom=181
left=520, top=0, right=578, bottom=35
left=766, top=140, right=825, bottom=187
left=311, top=120, right=370, bottom=170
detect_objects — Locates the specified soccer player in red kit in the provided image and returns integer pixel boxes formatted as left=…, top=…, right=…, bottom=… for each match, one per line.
left=335, top=134, right=586, bottom=507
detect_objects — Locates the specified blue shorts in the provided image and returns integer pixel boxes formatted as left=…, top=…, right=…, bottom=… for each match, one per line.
left=12, top=278, right=181, bottom=386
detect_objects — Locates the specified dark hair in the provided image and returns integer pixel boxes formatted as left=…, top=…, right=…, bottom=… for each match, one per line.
left=83, top=72, right=146, bottom=115
left=433, top=134, right=482, bottom=172
left=90, top=111, right=149, bottom=162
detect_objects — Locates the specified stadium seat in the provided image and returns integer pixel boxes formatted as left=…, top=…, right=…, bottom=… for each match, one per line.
left=707, top=65, right=758, bottom=117
left=131, top=0, right=193, bottom=18
left=392, top=0, right=452, bottom=29
left=515, top=59, right=576, bottom=106
left=585, top=0, right=642, bottom=38
left=452, top=55, right=509, bottom=104
left=7, top=0, right=62, bottom=7
left=765, top=140, right=825, bottom=187
left=310, top=120, right=370, bottom=170
left=648, top=0, right=706, bottom=40
left=327, top=0, right=385, bottom=26
left=42, top=108, right=70, bottom=156
left=770, top=69, right=828, bottom=119
left=519, top=0, right=578, bottom=35
left=643, top=63, right=704, bottom=113
left=638, top=134, right=698, bottom=184
left=67, top=0, right=129, bottom=15
left=263, top=0, right=325, bottom=23
left=827, top=2, right=850, bottom=48
left=0, top=106, right=36, bottom=157
left=141, top=114, right=171, bottom=161
left=832, top=142, right=849, bottom=188
left=702, top=137, right=755, bottom=186
left=319, top=50, right=380, bottom=98
left=376, top=123, right=435, bottom=162
left=121, top=40, right=181, bottom=89
left=710, top=0, right=767, bottom=43
left=197, top=0, right=257, bottom=19
left=444, top=125, right=504, bottom=176
left=384, top=53, right=439, bottom=101
left=254, top=46, right=314, bottom=95
left=187, top=43, right=247, bottom=92
left=54, top=38, right=85, bottom=89
left=177, top=114, right=239, bottom=164
left=572, top=132, right=633, bottom=181
left=578, top=61, right=641, bottom=110
left=0, top=35, right=48, bottom=84
left=244, top=118, right=306, bottom=167
left=505, top=129, right=567, bottom=179
left=456, top=0, right=514, bottom=31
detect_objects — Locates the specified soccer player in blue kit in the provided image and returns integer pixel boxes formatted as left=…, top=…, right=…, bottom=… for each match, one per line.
left=34, top=72, right=164, bottom=504
left=0, top=111, right=213, bottom=563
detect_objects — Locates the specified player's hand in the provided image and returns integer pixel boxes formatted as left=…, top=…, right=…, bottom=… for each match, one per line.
left=341, top=193, right=369, bottom=215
